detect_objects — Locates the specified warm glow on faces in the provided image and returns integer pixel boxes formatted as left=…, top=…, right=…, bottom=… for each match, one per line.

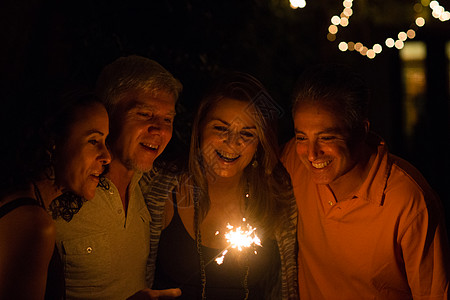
left=200, top=98, right=259, bottom=179
left=294, top=102, right=358, bottom=185
left=112, top=90, right=176, bottom=172
left=56, top=103, right=111, bottom=199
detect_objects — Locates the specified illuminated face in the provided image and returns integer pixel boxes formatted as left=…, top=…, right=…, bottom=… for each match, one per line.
left=111, top=90, right=176, bottom=172
left=294, top=102, right=359, bottom=186
left=56, top=102, right=111, bottom=199
left=200, top=98, right=259, bottom=179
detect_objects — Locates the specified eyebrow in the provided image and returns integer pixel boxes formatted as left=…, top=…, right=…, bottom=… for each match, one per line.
left=294, top=127, right=343, bottom=135
left=85, top=129, right=106, bottom=136
left=134, top=103, right=177, bottom=117
left=215, top=118, right=257, bottom=130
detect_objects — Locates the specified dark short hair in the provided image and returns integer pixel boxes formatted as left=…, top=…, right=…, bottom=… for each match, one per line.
left=292, top=63, right=370, bottom=134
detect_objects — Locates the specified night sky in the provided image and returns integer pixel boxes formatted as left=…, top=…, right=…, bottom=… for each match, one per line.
left=1, top=0, right=449, bottom=222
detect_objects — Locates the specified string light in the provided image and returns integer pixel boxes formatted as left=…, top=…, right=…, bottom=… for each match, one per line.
left=326, top=0, right=450, bottom=59
left=289, top=0, right=449, bottom=59
left=290, top=0, right=306, bottom=9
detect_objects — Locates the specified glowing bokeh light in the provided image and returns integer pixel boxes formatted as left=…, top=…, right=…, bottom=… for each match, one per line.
left=340, top=17, right=349, bottom=26
left=290, top=0, right=306, bottom=9
left=343, top=8, right=353, bottom=17
left=373, top=44, right=382, bottom=53
left=386, top=38, right=395, bottom=48
left=360, top=46, right=368, bottom=55
left=416, top=17, right=426, bottom=26
left=348, top=41, right=355, bottom=51
left=328, top=24, right=338, bottom=34
left=331, top=15, right=341, bottom=25
left=407, top=29, right=416, bottom=39
left=395, top=40, right=405, bottom=49
left=398, top=32, right=407, bottom=41
left=429, top=0, right=439, bottom=9
left=343, top=0, right=353, bottom=8
left=319, top=0, right=448, bottom=59
left=339, top=41, right=348, bottom=51
left=367, top=49, right=376, bottom=59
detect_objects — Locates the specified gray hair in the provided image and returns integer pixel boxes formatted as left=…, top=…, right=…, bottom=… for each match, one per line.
left=95, top=55, right=182, bottom=115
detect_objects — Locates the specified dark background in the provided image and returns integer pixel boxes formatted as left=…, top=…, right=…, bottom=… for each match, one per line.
left=1, top=0, right=449, bottom=229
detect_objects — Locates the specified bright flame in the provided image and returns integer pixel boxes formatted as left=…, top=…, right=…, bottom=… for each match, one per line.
left=225, top=223, right=261, bottom=251
left=215, top=250, right=228, bottom=265
left=214, top=219, right=262, bottom=265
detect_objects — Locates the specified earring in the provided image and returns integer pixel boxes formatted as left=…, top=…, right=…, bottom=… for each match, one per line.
left=251, top=159, right=258, bottom=168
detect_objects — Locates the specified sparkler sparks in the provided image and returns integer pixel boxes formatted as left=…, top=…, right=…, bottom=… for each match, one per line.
left=215, top=219, right=262, bottom=265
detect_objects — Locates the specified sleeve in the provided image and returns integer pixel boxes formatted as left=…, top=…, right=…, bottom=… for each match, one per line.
left=395, top=178, right=450, bottom=299
left=140, top=168, right=179, bottom=288
left=276, top=191, right=299, bottom=300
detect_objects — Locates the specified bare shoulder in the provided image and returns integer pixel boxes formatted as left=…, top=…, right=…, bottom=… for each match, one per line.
left=0, top=205, right=55, bottom=299
left=0, top=205, right=55, bottom=250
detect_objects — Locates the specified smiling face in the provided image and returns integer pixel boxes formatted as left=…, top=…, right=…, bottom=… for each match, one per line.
left=200, top=98, right=259, bottom=179
left=55, top=102, right=111, bottom=199
left=294, top=102, right=361, bottom=186
left=110, top=89, right=176, bottom=172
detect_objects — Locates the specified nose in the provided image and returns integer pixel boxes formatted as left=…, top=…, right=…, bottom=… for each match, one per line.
left=307, top=141, right=322, bottom=161
left=225, top=130, right=242, bottom=146
left=147, top=115, right=171, bottom=133
left=99, top=145, right=111, bottom=165
left=147, top=120, right=161, bottom=132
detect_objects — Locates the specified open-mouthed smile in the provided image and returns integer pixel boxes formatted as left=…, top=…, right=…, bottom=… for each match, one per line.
left=311, top=160, right=331, bottom=169
left=216, top=150, right=240, bottom=162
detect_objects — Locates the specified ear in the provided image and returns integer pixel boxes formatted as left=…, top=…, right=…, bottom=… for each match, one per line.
left=363, top=119, right=370, bottom=135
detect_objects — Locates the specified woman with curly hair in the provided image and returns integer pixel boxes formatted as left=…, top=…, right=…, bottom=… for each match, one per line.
left=145, top=72, right=298, bottom=299
left=0, top=87, right=111, bottom=299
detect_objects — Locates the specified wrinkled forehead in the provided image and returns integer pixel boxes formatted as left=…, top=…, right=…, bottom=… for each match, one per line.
left=117, top=89, right=175, bottom=111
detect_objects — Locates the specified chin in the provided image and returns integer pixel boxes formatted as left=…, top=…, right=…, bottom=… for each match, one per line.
left=134, top=163, right=154, bottom=173
left=81, top=182, right=100, bottom=200
left=214, top=169, right=240, bottom=178
left=81, top=189, right=96, bottom=200
left=126, top=158, right=154, bottom=173
left=311, top=175, right=335, bottom=185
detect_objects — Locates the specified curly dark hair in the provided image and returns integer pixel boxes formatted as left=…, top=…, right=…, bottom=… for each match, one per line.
left=1, top=84, right=110, bottom=221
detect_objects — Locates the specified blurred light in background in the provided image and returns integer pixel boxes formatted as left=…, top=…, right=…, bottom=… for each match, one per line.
left=399, top=42, right=427, bottom=144
left=290, top=0, right=306, bottom=9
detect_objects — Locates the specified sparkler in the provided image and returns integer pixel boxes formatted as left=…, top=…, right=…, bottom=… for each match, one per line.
left=215, top=218, right=262, bottom=265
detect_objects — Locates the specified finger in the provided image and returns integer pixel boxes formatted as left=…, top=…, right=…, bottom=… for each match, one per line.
left=158, top=288, right=182, bottom=298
